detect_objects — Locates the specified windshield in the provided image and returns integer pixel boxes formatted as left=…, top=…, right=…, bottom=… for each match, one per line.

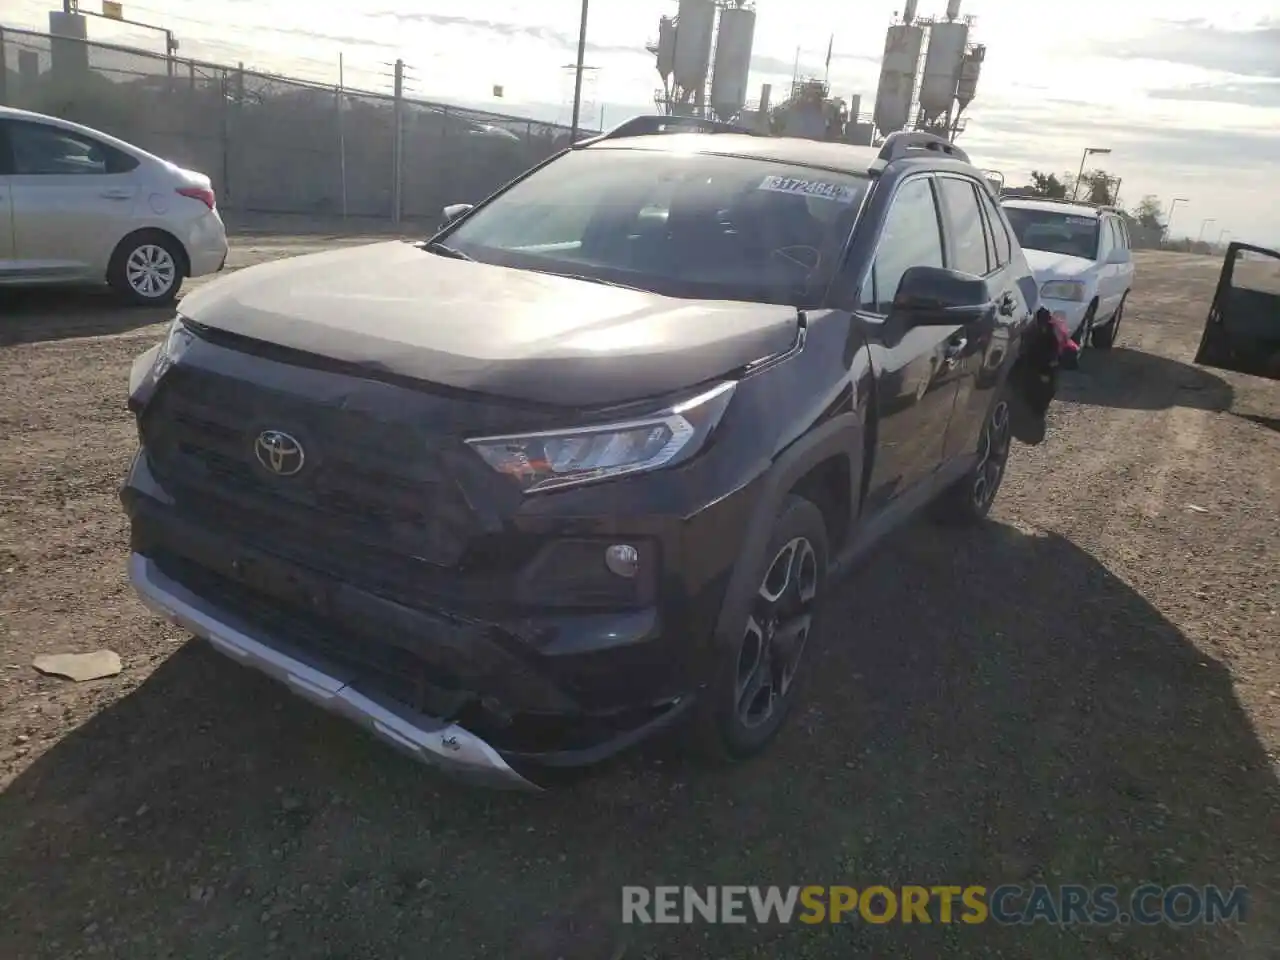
left=1004, top=207, right=1100, bottom=261
left=439, top=148, right=870, bottom=307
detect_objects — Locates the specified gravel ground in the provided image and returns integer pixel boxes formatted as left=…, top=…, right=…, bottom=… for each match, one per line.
left=0, top=245, right=1277, bottom=960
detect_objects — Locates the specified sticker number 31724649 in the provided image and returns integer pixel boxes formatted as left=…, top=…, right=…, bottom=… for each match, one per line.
left=757, top=175, right=859, bottom=204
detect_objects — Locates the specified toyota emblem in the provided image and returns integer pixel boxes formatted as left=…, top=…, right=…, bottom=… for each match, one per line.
left=254, top=429, right=306, bottom=477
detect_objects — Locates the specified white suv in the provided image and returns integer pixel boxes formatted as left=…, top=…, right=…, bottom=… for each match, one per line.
left=1000, top=198, right=1135, bottom=350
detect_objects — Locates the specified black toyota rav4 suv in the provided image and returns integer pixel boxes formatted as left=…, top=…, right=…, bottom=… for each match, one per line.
left=123, top=119, right=1041, bottom=790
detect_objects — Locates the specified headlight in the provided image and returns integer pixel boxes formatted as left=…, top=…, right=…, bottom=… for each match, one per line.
left=1040, top=280, right=1086, bottom=302
left=151, top=315, right=195, bottom=380
left=466, top=381, right=736, bottom=493
left=129, top=316, right=195, bottom=400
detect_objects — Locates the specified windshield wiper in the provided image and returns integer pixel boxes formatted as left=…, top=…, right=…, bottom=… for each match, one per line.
left=423, top=240, right=473, bottom=261
left=545, top=272, right=648, bottom=292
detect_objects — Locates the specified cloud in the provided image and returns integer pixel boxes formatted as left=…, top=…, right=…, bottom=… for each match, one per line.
left=1101, top=20, right=1280, bottom=77
left=1148, top=81, right=1280, bottom=108
left=365, top=10, right=640, bottom=56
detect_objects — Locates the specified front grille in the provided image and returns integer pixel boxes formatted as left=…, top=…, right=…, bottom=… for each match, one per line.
left=141, top=366, right=479, bottom=568
left=154, top=551, right=464, bottom=717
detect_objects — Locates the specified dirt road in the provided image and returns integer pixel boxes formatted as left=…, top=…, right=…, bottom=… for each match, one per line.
left=1, top=247, right=1277, bottom=959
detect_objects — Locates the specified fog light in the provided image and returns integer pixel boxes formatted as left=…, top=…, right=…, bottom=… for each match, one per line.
left=604, top=544, right=640, bottom=578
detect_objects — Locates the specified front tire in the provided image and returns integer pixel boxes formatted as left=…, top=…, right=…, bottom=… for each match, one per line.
left=693, top=495, right=828, bottom=762
left=1090, top=295, right=1125, bottom=350
left=108, top=231, right=185, bottom=306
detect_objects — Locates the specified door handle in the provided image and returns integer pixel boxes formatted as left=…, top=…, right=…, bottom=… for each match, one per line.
left=100, top=189, right=132, bottom=200
left=998, top=293, right=1017, bottom=316
left=943, top=337, right=968, bottom=367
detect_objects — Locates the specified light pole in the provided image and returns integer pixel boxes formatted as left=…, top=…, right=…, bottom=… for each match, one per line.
left=1197, top=218, right=1215, bottom=242
left=1165, top=197, right=1188, bottom=238
left=569, top=0, right=590, bottom=142
left=1072, top=146, right=1112, bottom=200
left=1218, top=228, right=1230, bottom=244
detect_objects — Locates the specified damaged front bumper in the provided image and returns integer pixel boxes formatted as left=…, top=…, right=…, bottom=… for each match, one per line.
left=129, top=553, right=543, bottom=790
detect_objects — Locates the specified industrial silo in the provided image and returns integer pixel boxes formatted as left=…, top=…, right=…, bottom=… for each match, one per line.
left=955, top=43, right=985, bottom=111
left=918, top=19, right=968, bottom=125
left=709, top=4, right=756, bottom=122
left=872, top=22, right=924, bottom=135
left=655, top=16, right=677, bottom=84
left=672, top=0, right=717, bottom=96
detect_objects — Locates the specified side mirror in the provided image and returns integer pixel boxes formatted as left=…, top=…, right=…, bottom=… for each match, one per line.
left=442, top=203, right=474, bottom=225
left=1106, top=247, right=1130, bottom=265
left=891, top=265, right=991, bottom=326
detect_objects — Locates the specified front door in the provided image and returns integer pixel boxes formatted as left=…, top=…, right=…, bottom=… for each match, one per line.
left=856, top=174, right=964, bottom=509
left=0, top=125, right=14, bottom=270
left=938, top=175, right=1029, bottom=463
left=2, top=118, right=140, bottom=280
left=1194, top=243, right=1280, bottom=381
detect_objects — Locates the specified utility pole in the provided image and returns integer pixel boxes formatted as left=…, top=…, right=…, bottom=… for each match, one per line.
left=338, top=52, right=347, bottom=220
left=569, top=0, right=589, bottom=141
left=392, top=58, right=403, bottom=225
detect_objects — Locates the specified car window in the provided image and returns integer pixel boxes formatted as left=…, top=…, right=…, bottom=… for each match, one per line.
left=1120, top=220, right=1131, bottom=249
left=1004, top=206, right=1100, bottom=261
left=1097, top=219, right=1113, bottom=261
left=5, top=120, right=138, bottom=176
left=858, top=176, right=944, bottom=315
left=978, top=189, right=1012, bottom=266
left=936, top=177, right=990, bottom=277
left=976, top=191, right=1000, bottom=272
left=443, top=148, right=870, bottom=308
left=1109, top=220, right=1124, bottom=252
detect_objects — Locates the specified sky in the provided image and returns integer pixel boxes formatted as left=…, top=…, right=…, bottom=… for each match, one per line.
left=7, top=0, right=1280, bottom=244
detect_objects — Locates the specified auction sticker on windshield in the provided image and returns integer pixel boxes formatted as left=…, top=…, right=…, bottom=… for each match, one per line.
left=1065, top=216, right=1095, bottom=225
left=758, top=175, right=859, bottom=204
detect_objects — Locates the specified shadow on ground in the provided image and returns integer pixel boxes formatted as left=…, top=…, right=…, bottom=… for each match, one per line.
left=0, top=287, right=172, bottom=346
left=0, top=522, right=1275, bottom=959
left=1059, top=347, right=1234, bottom=414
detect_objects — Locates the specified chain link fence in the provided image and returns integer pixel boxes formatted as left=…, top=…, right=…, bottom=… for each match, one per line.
left=0, top=26, right=595, bottom=224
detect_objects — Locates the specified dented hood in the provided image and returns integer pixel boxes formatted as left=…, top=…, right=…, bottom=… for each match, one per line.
left=177, top=241, right=801, bottom=407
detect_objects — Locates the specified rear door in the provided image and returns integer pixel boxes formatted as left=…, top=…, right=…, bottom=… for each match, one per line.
left=2, top=117, right=141, bottom=280
left=1115, top=218, right=1135, bottom=294
left=1194, top=243, right=1280, bottom=381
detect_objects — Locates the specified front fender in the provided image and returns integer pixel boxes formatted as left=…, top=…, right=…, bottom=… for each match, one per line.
left=708, top=410, right=864, bottom=651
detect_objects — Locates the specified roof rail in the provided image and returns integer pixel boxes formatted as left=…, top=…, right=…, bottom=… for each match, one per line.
left=575, top=114, right=762, bottom=147
left=1002, top=195, right=1108, bottom=211
left=872, top=131, right=970, bottom=168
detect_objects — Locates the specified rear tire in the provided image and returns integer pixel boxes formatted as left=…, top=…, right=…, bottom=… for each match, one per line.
left=931, top=385, right=1014, bottom=525
left=1090, top=295, right=1125, bottom=350
left=108, top=231, right=186, bottom=306
left=692, top=495, right=828, bottom=763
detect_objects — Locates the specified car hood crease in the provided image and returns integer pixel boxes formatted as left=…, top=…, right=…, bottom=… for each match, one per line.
left=177, top=242, right=802, bottom=407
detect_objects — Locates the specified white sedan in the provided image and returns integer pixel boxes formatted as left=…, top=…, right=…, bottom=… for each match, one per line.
left=1001, top=197, right=1135, bottom=350
left=0, top=106, right=228, bottom=305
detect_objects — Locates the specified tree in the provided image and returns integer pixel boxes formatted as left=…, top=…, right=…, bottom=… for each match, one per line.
left=1126, top=195, right=1166, bottom=249
left=1132, top=195, right=1164, bottom=232
left=1078, top=169, right=1117, bottom=205
left=1027, top=170, right=1067, bottom=199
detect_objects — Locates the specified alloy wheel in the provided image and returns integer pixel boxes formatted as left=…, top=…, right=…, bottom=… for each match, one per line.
left=735, top=536, right=819, bottom=729
left=972, top=400, right=1011, bottom=511
left=125, top=244, right=177, bottom=299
